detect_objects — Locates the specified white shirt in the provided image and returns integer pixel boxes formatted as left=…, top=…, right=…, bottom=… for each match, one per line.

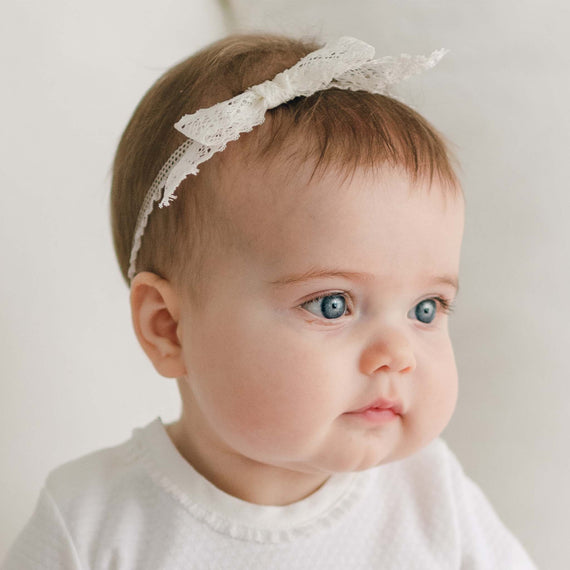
left=2, top=418, right=537, bottom=569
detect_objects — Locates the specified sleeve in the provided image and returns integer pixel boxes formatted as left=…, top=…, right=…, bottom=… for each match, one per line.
left=1, top=487, right=82, bottom=570
left=442, top=444, right=538, bottom=570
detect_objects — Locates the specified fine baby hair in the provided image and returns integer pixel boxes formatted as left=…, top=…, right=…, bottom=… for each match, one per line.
left=111, top=34, right=459, bottom=298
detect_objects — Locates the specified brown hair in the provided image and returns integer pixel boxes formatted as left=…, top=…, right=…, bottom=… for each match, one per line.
left=111, top=33, right=460, bottom=297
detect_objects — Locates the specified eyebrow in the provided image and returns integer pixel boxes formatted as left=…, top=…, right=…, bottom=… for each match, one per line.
left=431, top=275, right=460, bottom=294
left=269, top=268, right=460, bottom=293
left=269, top=269, right=374, bottom=287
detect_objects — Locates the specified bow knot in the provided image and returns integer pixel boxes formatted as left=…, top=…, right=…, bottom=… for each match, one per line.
left=250, top=73, right=298, bottom=109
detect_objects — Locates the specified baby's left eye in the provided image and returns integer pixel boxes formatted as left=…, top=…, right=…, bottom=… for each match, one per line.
left=301, top=294, right=349, bottom=320
left=408, top=298, right=452, bottom=324
left=411, top=299, right=437, bottom=323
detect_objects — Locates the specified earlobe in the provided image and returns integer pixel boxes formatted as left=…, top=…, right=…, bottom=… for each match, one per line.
left=130, top=272, right=187, bottom=378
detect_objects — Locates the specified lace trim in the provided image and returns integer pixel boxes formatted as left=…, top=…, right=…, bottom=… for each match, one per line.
left=130, top=418, right=371, bottom=543
left=127, top=37, right=447, bottom=281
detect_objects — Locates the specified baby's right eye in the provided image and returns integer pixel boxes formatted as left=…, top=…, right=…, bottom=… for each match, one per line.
left=301, top=294, right=349, bottom=320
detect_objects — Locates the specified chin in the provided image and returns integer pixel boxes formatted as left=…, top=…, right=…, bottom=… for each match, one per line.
left=363, top=440, right=424, bottom=470
left=322, top=447, right=400, bottom=473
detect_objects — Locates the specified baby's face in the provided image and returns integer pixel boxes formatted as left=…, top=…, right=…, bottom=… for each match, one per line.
left=176, top=160, right=464, bottom=477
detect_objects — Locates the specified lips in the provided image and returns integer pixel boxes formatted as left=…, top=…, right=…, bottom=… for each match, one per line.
left=347, top=398, right=403, bottom=416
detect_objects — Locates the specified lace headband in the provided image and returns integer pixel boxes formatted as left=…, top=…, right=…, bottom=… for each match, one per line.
left=127, top=36, right=447, bottom=281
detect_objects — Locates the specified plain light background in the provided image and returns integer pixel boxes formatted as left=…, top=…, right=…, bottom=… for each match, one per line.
left=1, top=1, right=568, bottom=568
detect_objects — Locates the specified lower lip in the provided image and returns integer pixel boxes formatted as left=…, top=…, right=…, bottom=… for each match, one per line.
left=345, top=408, right=400, bottom=424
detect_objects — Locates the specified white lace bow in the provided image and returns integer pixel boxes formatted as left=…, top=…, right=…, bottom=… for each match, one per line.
left=128, top=37, right=447, bottom=281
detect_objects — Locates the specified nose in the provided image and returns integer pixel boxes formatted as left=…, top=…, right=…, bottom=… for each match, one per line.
left=359, top=327, right=416, bottom=376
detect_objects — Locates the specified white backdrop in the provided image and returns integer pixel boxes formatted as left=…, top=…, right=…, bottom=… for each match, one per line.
left=0, top=0, right=227, bottom=559
left=1, top=1, right=568, bottom=568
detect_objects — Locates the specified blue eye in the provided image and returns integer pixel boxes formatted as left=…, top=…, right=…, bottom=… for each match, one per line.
left=412, top=299, right=437, bottom=324
left=302, top=294, right=348, bottom=320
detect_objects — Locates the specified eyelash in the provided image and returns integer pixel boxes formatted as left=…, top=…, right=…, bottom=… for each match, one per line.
left=432, top=296, right=456, bottom=316
left=299, top=293, right=456, bottom=320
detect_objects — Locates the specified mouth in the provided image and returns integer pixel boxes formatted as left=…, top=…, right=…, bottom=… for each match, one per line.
left=344, top=398, right=403, bottom=424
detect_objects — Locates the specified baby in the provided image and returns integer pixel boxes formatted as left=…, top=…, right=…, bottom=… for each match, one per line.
left=3, top=35, right=537, bottom=569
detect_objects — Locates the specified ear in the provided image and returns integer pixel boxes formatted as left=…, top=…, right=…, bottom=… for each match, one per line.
left=130, top=272, right=186, bottom=378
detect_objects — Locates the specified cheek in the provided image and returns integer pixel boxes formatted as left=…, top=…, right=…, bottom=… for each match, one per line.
left=440, top=341, right=459, bottom=413
left=187, top=317, right=343, bottom=443
left=408, top=339, right=458, bottom=441
left=430, top=364, right=458, bottom=428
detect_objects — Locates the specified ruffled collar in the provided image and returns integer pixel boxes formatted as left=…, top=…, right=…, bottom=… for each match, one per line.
left=131, top=417, right=372, bottom=543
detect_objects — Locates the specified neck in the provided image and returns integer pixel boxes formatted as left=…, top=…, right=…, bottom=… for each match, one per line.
left=165, top=415, right=329, bottom=506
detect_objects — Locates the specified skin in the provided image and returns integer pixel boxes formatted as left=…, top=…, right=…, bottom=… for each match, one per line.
left=131, top=160, right=465, bottom=506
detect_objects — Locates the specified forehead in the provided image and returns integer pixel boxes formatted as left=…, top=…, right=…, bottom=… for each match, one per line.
left=213, top=156, right=464, bottom=291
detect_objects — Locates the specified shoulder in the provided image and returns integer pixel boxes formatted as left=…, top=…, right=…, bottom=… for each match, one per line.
left=362, top=438, right=475, bottom=538
left=377, top=439, right=538, bottom=568
left=385, top=437, right=490, bottom=510
left=43, top=421, right=159, bottom=530
left=46, top=436, right=136, bottom=503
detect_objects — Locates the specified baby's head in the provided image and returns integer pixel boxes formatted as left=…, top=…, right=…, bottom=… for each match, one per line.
left=111, top=34, right=464, bottom=502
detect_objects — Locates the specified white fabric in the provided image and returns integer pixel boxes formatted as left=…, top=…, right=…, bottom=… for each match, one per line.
left=127, top=36, right=446, bottom=281
left=2, top=418, right=537, bottom=569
